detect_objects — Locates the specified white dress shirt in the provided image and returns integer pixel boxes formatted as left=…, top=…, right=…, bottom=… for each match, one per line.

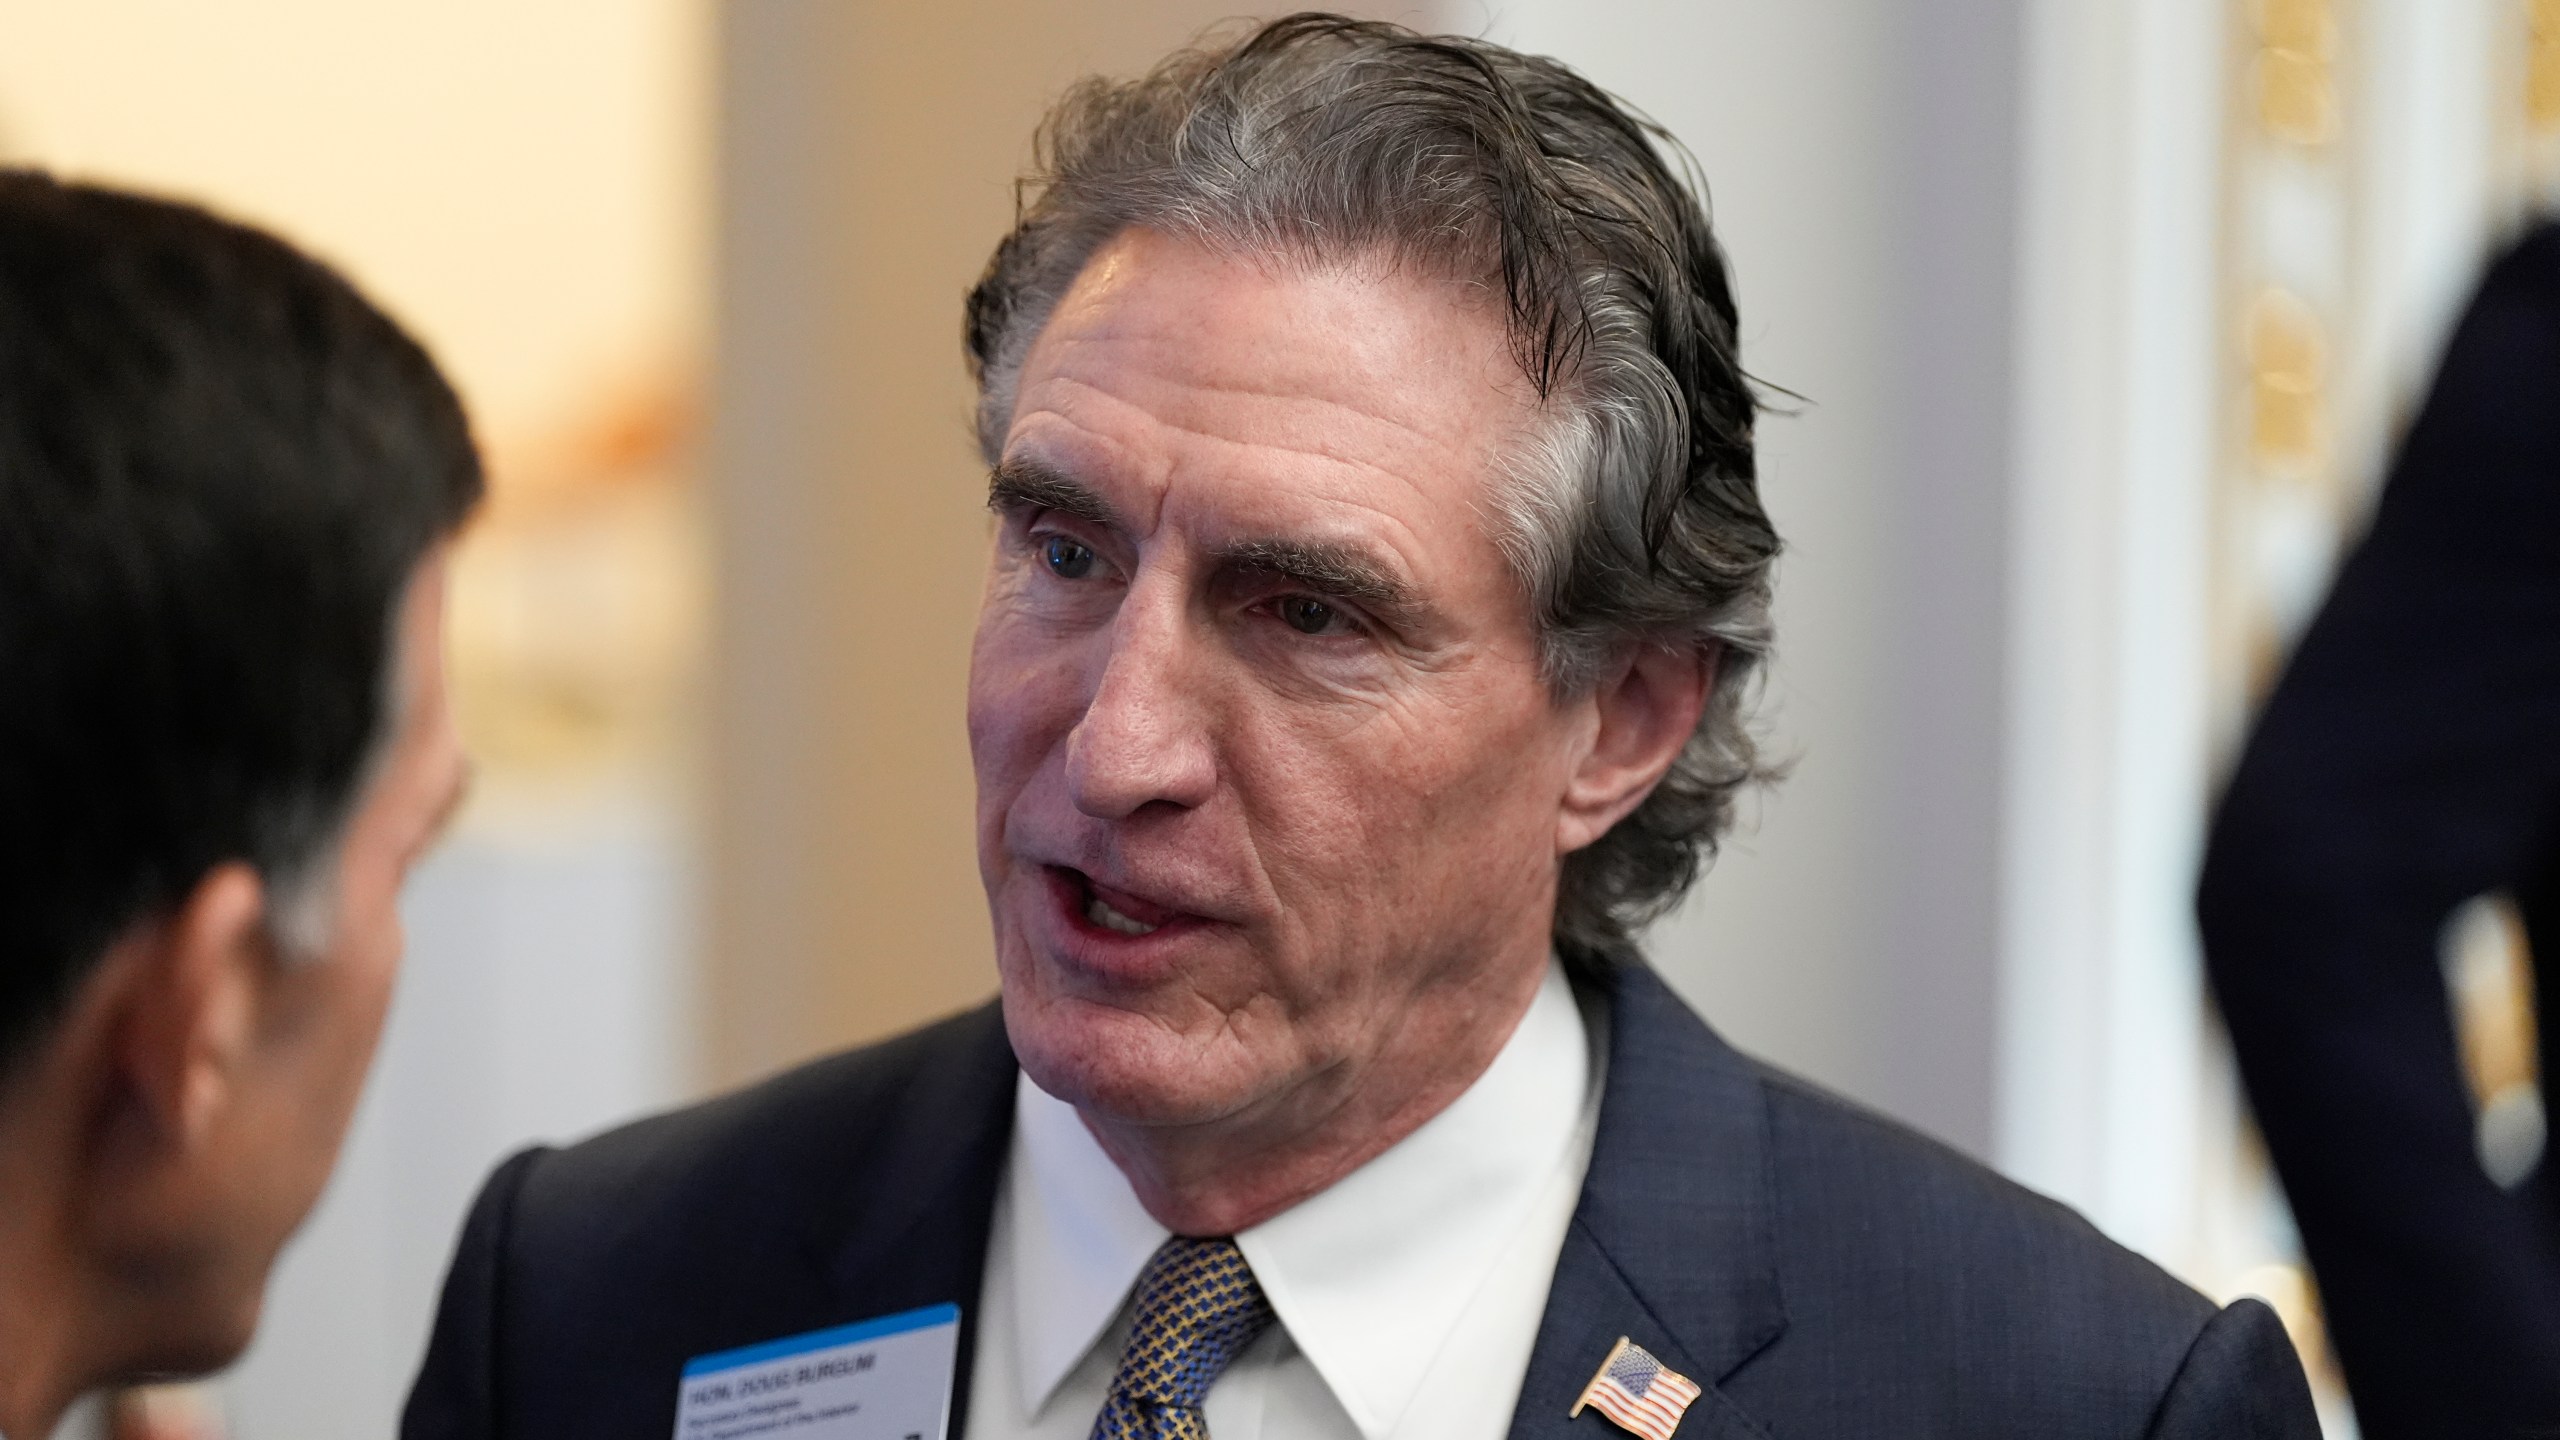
left=965, top=960, right=1605, bottom=1440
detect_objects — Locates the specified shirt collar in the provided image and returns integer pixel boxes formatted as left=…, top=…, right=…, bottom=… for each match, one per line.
left=1005, top=1064, right=1171, bottom=1415
left=1006, top=959, right=1595, bottom=1436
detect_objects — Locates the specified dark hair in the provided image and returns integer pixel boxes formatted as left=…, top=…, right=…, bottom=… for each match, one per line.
left=964, top=14, right=1780, bottom=968
left=0, top=171, right=482, bottom=1067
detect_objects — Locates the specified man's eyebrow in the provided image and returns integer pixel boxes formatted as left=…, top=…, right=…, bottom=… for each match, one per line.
left=987, top=458, right=1117, bottom=528
left=989, top=461, right=1427, bottom=622
left=1214, top=536, right=1420, bottom=616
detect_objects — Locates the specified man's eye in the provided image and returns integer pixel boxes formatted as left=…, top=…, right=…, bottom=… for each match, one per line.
left=1041, top=534, right=1096, bottom=579
left=1278, top=596, right=1340, bottom=635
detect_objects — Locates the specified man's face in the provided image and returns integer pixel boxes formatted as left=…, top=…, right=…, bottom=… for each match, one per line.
left=970, top=230, right=1587, bottom=1140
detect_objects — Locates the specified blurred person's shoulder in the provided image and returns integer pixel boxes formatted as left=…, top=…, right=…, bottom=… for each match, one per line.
left=2426, top=220, right=2560, bottom=365
left=2490, top=216, right=2560, bottom=297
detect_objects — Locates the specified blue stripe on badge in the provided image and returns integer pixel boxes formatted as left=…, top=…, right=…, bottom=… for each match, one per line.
left=681, top=1303, right=961, bottom=1377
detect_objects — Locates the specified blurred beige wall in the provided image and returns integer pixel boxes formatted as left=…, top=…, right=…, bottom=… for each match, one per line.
left=709, top=2, right=1433, bottom=1083
left=0, top=0, right=708, bottom=462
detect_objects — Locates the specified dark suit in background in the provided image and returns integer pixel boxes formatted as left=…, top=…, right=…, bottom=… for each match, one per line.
left=403, top=965, right=2314, bottom=1439
left=2199, top=222, right=2560, bottom=1434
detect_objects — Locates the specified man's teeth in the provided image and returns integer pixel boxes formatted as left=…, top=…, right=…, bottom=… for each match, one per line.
left=1085, top=894, right=1162, bottom=936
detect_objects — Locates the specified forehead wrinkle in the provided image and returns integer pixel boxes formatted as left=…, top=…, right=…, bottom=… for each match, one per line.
left=1153, top=365, right=1496, bottom=471
left=1008, top=292, right=1531, bottom=635
left=1036, top=373, right=1497, bottom=540
left=1026, top=319, right=1518, bottom=476
left=1010, top=371, right=1484, bottom=572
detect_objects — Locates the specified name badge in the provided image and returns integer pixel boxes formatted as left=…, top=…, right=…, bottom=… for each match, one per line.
left=672, top=1303, right=960, bottom=1440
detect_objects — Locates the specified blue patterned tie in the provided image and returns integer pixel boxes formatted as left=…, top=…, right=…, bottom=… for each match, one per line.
left=1090, top=1237, right=1277, bottom=1440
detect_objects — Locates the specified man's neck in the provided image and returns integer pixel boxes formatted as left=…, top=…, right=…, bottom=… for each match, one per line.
left=1076, top=957, right=1550, bottom=1235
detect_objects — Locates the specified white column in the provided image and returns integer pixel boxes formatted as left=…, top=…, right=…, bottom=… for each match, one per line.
left=1995, top=0, right=2229, bottom=1269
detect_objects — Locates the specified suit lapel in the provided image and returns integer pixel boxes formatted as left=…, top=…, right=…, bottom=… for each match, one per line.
left=1508, top=963, right=1787, bottom=1440
left=804, top=1001, right=1022, bottom=1440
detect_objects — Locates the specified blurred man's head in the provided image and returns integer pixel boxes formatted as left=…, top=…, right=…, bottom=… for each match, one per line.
left=963, top=16, right=1778, bottom=1232
left=0, top=171, right=480, bottom=1434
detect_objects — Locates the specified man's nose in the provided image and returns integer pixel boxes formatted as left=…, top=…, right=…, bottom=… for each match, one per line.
left=1063, top=592, right=1217, bottom=820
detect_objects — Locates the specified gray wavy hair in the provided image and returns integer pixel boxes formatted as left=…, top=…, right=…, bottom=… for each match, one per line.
left=963, top=13, right=1780, bottom=968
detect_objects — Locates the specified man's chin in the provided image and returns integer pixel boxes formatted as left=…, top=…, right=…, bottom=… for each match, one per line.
left=1001, top=990, right=1263, bottom=1130
left=115, top=1283, right=266, bottom=1386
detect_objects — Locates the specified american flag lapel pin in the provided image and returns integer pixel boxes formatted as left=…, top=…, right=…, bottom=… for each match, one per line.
left=1570, top=1336, right=1703, bottom=1440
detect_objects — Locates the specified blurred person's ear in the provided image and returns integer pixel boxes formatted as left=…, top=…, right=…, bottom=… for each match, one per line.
left=112, top=862, right=274, bottom=1156
left=0, top=861, right=297, bottom=1397
left=77, top=858, right=294, bottom=1364
left=1554, top=643, right=1718, bottom=855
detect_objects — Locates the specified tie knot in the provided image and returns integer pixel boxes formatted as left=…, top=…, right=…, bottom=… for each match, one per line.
left=1109, top=1236, right=1276, bottom=1409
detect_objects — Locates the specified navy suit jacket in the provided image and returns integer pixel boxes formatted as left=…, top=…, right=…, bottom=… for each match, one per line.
left=403, top=963, right=2315, bottom=1438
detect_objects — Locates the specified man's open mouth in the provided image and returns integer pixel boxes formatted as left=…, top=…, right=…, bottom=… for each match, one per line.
left=1086, top=894, right=1157, bottom=936
left=1053, top=866, right=1184, bottom=938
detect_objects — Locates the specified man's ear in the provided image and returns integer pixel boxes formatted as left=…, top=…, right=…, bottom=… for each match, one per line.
left=1557, top=643, right=1718, bottom=855
left=115, top=863, right=270, bottom=1151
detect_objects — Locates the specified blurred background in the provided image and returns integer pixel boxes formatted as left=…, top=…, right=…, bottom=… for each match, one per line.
left=1, top=0, right=2549, bottom=1434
